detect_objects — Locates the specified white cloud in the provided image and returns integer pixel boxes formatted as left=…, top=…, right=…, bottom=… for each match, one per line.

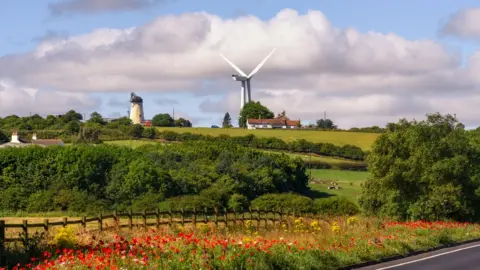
left=1, top=8, right=480, bottom=127
left=0, top=79, right=100, bottom=116
left=440, top=8, right=480, bottom=39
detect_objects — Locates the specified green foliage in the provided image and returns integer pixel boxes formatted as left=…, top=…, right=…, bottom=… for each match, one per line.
left=87, top=112, right=106, bottom=125
left=228, top=194, right=249, bottom=210
left=0, top=142, right=308, bottom=213
left=128, top=124, right=144, bottom=138
left=251, top=193, right=313, bottom=212
left=359, top=113, right=480, bottom=221
left=152, top=113, right=174, bottom=127
left=316, top=119, right=337, bottom=129
left=312, top=196, right=360, bottom=216
left=157, top=131, right=366, bottom=161
left=174, top=118, right=192, bottom=127
left=238, top=101, right=274, bottom=128
left=222, top=112, right=233, bottom=128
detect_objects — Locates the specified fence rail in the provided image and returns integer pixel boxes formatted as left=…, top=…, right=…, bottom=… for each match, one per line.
left=0, top=207, right=312, bottom=265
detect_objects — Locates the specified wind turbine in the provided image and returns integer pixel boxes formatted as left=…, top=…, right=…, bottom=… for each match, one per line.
left=220, top=48, right=276, bottom=110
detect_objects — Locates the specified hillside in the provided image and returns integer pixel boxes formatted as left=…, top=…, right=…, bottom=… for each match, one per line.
left=156, top=127, right=380, bottom=150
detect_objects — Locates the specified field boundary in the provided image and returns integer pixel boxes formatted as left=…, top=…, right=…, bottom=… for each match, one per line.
left=0, top=207, right=316, bottom=265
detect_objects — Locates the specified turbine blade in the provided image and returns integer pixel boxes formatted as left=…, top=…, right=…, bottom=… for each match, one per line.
left=247, top=48, right=276, bottom=78
left=219, top=53, right=247, bottom=77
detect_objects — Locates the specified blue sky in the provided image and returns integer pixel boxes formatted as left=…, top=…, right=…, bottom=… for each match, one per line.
left=1, top=0, right=480, bottom=127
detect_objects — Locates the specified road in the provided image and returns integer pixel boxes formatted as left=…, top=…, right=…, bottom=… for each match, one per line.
left=355, top=241, right=480, bottom=270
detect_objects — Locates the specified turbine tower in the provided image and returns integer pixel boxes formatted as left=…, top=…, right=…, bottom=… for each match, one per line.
left=220, top=48, right=276, bottom=110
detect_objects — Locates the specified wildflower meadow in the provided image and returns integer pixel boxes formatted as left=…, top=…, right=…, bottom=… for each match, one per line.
left=3, top=216, right=480, bottom=270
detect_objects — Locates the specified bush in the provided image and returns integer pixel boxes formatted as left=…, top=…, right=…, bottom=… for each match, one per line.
left=312, top=196, right=360, bottom=216
left=228, top=194, right=250, bottom=210
left=251, top=193, right=313, bottom=213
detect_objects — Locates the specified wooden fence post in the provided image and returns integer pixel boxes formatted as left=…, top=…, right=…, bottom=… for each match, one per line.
left=169, top=208, right=173, bottom=227
left=192, top=207, right=197, bottom=228
left=63, top=217, right=67, bottom=228
left=155, top=208, right=160, bottom=228
left=98, top=214, right=103, bottom=232
left=256, top=207, right=260, bottom=229
left=233, top=209, right=237, bottom=227
left=22, top=220, right=28, bottom=252
left=142, top=210, right=147, bottom=228
left=43, top=219, right=49, bottom=240
left=128, top=210, right=133, bottom=230
left=272, top=208, right=276, bottom=228
left=214, top=208, right=218, bottom=227
left=0, top=220, right=5, bottom=266
left=113, top=210, right=118, bottom=227
left=82, top=216, right=86, bottom=231
left=223, top=207, right=228, bottom=227
left=204, top=207, right=208, bottom=224
left=180, top=208, right=185, bottom=227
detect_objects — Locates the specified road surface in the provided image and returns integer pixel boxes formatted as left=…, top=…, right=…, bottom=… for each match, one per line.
left=355, top=241, right=480, bottom=270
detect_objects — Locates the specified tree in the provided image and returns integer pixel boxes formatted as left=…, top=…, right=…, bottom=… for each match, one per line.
left=152, top=113, right=174, bottom=127
left=316, top=118, right=337, bottom=129
left=128, top=124, right=144, bottom=138
left=238, top=101, right=274, bottom=128
left=174, top=118, right=192, bottom=127
left=87, top=112, right=106, bottom=125
left=61, top=110, right=83, bottom=123
left=222, top=112, right=232, bottom=128
left=359, top=113, right=480, bottom=222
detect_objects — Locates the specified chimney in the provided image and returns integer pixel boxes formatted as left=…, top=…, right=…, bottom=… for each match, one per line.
left=11, top=131, right=19, bottom=143
left=32, top=133, right=37, bottom=141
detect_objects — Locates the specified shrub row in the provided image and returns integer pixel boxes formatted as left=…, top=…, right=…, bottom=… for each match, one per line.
left=307, top=160, right=368, bottom=171
left=157, top=131, right=367, bottom=161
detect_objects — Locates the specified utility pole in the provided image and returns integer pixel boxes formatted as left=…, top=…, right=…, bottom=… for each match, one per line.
left=172, top=108, right=175, bottom=127
left=324, top=111, right=326, bottom=120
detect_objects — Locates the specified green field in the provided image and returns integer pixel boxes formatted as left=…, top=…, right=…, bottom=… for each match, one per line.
left=309, top=169, right=369, bottom=203
left=157, top=127, right=379, bottom=150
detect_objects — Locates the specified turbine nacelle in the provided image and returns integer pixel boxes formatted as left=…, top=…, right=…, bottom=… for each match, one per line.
left=232, top=74, right=248, bottom=81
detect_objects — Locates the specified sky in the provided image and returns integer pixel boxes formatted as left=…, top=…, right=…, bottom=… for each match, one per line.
left=1, top=0, right=480, bottom=128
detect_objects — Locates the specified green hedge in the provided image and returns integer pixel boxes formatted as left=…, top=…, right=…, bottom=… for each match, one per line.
left=157, top=131, right=367, bottom=161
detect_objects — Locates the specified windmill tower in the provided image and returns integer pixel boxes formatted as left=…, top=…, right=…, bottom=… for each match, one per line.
left=129, top=92, right=144, bottom=124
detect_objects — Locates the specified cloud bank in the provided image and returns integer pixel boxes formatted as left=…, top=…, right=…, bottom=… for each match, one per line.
left=48, top=0, right=167, bottom=16
left=1, top=8, right=480, bottom=127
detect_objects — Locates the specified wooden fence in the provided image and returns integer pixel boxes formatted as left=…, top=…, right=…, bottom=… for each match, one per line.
left=0, top=207, right=310, bottom=266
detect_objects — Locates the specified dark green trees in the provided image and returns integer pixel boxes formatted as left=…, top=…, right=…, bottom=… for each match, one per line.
left=238, top=101, right=274, bottom=128
left=359, top=113, right=480, bottom=221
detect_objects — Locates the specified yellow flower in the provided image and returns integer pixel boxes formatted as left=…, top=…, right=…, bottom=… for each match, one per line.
left=331, top=222, right=341, bottom=233
left=347, top=217, right=358, bottom=226
left=52, top=227, right=77, bottom=248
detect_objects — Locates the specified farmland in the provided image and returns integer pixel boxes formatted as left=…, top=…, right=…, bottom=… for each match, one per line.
left=309, top=169, right=369, bottom=203
left=156, top=127, right=379, bottom=150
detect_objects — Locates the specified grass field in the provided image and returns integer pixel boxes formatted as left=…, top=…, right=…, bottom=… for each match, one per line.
left=309, top=169, right=369, bottom=203
left=157, top=127, right=379, bottom=150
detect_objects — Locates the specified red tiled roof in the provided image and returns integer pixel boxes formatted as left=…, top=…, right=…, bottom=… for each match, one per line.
left=32, top=140, right=63, bottom=146
left=247, top=119, right=300, bottom=126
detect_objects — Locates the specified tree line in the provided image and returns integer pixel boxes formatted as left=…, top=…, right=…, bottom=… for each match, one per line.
left=157, top=131, right=367, bottom=161
left=0, top=141, right=310, bottom=214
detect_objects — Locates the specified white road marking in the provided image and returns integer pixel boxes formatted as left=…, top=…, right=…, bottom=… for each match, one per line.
left=376, top=243, right=480, bottom=269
